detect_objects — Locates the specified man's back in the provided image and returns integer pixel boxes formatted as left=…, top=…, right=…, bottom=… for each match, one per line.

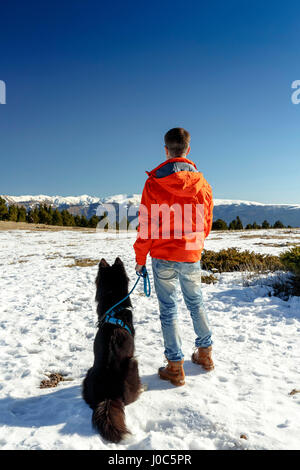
left=134, top=156, right=213, bottom=265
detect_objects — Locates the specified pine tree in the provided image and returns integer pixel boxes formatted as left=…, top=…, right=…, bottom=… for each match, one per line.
left=245, top=223, right=253, bottom=230
left=273, top=220, right=285, bottom=229
left=52, top=208, right=63, bottom=226
left=74, top=215, right=81, bottom=227
left=80, top=215, right=88, bottom=227
left=31, top=207, right=40, bottom=224
left=8, top=205, right=18, bottom=222
left=235, top=216, right=243, bottom=230
left=262, top=220, right=270, bottom=229
left=88, top=215, right=100, bottom=228
left=17, top=206, right=27, bottom=222
left=48, top=205, right=54, bottom=223
left=38, top=205, right=52, bottom=224
left=26, top=208, right=32, bottom=223
left=61, top=210, right=75, bottom=226
left=0, top=197, right=8, bottom=220
left=229, top=219, right=237, bottom=230
left=212, top=219, right=228, bottom=230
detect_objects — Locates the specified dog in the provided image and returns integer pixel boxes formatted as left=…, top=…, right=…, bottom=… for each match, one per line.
left=82, top=257, right=142, bottom=443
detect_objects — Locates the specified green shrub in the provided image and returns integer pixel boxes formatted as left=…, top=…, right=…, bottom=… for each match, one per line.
left=201, top=247, right=284, bottom=273
left=280, top=246, right=300, bottom=276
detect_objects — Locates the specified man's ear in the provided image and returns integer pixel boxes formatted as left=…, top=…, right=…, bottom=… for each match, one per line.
left=99, top=258, right=110, bottom=268
left=186, top=146, right=191, bottom=156
left=164, top=145, right=169, bottom=157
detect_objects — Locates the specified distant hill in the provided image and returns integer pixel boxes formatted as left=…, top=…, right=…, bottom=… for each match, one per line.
left=1, top=194, right=300, bottom=227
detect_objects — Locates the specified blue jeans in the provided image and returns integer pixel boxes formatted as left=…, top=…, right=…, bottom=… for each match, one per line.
left=152, top=257, right=212, bottom=362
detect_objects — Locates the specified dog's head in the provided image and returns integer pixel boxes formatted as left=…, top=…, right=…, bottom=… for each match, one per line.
left=95, top=257, right=131, bottom=314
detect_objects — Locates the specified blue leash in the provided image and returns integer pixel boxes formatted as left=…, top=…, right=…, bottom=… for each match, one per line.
left=138, top=265, right=151, bottom=298
left=102, top=266, right=151, bottom=334
left=105, top=266, right=151, bottom=316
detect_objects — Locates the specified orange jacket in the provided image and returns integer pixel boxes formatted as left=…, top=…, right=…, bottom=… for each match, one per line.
left=133, top=157, right=213, bottom=265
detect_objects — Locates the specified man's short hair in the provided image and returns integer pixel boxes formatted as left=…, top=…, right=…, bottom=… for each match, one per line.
left=164, top=128, right=190, bottom=156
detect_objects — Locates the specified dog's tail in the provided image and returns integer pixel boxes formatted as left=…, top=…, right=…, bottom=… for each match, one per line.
left=92, top=398, right=129, bottom=443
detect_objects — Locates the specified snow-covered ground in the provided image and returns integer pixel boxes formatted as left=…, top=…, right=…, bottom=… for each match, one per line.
left=0, top=228, right=299, bottom=450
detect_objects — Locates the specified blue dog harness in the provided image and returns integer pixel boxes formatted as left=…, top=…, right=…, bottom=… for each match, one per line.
left=103, top=305, right=133, bottom=335
left=101, top=266, right=151, bottom=336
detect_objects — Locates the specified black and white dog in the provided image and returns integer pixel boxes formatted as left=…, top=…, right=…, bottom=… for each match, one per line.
left=82, top=257, right=142, bottom=443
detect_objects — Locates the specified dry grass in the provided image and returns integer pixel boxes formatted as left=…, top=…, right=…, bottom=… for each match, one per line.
left=253, top=241, right=300, bottom=248
left=39, top=373, right=73, bottom=389
left=289, top=389, right=300, bottom=396
left=0, top=220, right=95, bottom=232
left=65, top=258, right=99, bottom=268
left=201, top=274, right=218, bottom=284
left=9, top=259, right=29, bottom=265
left=239, top=233, right=300, bottom=240
left=0, top=221, right=136, bottom=234
left=46, top=253, right=74, bottom=260
left=45, top=252, right=62, bottom=259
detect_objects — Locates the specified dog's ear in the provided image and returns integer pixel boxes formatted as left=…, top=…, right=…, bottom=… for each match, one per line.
left=114, top=257, right=123, bottom=266
left=99, top=258, right=110, bottom=268
left=96, top=258, right=110, bottom=286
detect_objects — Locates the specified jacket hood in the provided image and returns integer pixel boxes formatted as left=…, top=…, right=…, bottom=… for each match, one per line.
left=146, top=157, right=206, bottom=197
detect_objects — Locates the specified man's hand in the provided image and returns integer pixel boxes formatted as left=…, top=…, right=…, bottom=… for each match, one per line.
left=135, top=263, right=144, bottom=273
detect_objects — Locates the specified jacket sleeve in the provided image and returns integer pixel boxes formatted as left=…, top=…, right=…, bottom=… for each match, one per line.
left=204, top=184, right=214, bottom=239
left=133, top=179, right=155, bottom=265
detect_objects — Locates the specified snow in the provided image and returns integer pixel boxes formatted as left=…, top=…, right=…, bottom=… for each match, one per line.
left=102, top=194, right=142, bottom=206
left=213, top=199, right=300, bottom=207
left=0, top=228, right=299, bottom=450
left=3, top=193, right=300, bottom=209
left=1, top=194, right=101, bottom=207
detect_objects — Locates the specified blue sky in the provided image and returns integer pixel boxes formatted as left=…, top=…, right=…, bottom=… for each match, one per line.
left=0, top=0, right=300, bottom=203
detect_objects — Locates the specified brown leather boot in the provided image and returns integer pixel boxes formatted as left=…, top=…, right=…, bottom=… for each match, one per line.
left=192, top=346, right=214, bottom=371
left=158, top=359, right=185, bottom=386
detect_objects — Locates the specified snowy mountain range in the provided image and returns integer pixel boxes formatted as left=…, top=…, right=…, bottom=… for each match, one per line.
left=1, top=194, right=300, bottom=227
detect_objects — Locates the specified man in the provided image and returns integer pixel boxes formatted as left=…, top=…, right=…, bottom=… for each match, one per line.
left=134, top=128, right=214, bottom=386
